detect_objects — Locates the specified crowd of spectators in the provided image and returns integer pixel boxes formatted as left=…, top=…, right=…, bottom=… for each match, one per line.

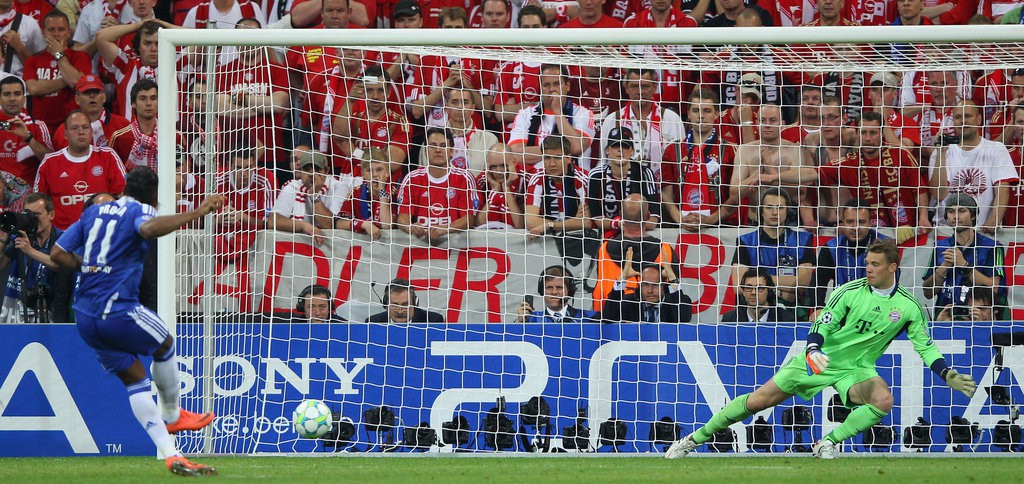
left=0, top=0, right=1021, bottom=323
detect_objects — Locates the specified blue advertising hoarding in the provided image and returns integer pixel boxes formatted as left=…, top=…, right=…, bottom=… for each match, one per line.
left=0, top=319, right=1020, bottom=456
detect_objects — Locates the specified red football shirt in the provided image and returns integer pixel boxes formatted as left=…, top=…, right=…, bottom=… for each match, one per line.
left=34, top=146, right=128, bottom=229
left=1004, top=146, right=1024, bottom=226
left=52, top=111, right=131, bottom=150
left=396, top=167, right=479, bottom=226
left=215, top=59, right=289, bottom=159
left=23, top=49, right=92, bottom=132
left=0, top=113, right=50, bottom=186
left=817, top=147, right=926, bottom=227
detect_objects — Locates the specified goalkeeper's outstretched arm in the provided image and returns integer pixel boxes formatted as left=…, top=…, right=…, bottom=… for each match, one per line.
left=907, top=305, right=977, bottom=398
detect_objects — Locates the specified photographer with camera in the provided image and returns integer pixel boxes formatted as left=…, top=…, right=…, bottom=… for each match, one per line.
left=936, top=286, right=997, bottom=322
left=0, top=192, right=70, bottom=323
left=922, top=193, right=1006, bottom=319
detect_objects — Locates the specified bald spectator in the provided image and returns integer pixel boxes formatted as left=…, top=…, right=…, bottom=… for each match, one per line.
left=476, top=144, right=527, bottom=229
left=35, top=110, right=127, bottom=229
left=700, top=0, right=773, bottom=27
left=590, top=192, right=679, bottom=312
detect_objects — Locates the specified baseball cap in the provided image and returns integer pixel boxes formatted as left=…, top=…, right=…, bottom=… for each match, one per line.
left=298, top=151, right=329, bottom=171
left=869, top=72, right=899, bottom=88
left=393, top=0, right=422, bottom=19
left=76, top=74, right=104, bottom=93
left=606, top=127, right=635, bottom=148
left=738, top=73, right=763, bottom=98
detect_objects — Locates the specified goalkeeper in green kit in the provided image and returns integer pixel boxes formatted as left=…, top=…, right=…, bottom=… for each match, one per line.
left=666, top=239, right=977, bottom=459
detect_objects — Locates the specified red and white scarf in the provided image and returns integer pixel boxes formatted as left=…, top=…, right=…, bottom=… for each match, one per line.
left=128, top=119, right=158, bottom=171
left=0, top=9, right=17, bottom=29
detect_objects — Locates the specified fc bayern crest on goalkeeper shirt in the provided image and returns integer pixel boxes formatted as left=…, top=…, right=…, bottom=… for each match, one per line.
left=889, top=310, right=902, bottom=323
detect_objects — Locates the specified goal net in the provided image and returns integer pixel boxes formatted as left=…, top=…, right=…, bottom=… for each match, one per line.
left=159, top=25, right=1024, bottom=455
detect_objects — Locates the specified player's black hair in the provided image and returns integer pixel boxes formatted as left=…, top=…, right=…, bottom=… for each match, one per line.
left=131, top=78, right=158, bottom=105
left=83, top=192, right=116, bottom=211
left=517, top=4, right=545, bottom=25
left=132, top=20, right=161, bottom=54
left=125, top=166, right=160, bottom=207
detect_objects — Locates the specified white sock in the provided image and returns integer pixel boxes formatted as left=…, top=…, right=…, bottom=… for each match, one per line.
left=151, top=349, right=181, bottom=424
left=127, top=379, right=180, bottom=460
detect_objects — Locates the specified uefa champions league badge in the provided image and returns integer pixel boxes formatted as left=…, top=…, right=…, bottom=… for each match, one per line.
left=889, top=310, right=901, bottom=323
left=91, top=166, right=103, bottom=176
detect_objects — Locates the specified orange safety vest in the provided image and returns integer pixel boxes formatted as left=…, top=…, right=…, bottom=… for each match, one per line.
left=592, top=240, right=675, bottom=312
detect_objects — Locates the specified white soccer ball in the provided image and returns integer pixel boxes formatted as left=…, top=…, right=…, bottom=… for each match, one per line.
left=292, top=399, right=333, bottom=439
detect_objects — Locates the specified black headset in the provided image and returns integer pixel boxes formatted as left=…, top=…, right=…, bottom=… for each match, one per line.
left=295, top=284, right=331, bottom=313
left=381, top=278, right=419, bottom=306
left=758, top=187, right=795, bottom=225
left=536, top=265, right=577, bottom=298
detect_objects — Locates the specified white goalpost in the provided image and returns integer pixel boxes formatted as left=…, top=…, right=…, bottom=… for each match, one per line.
left=159, top=25, right=1024, bottom=455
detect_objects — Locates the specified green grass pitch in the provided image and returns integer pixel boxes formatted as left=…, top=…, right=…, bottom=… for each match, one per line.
left=1, top=455, right=1021, bottom=483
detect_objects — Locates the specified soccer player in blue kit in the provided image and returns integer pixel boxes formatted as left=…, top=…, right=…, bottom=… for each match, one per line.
left=52, top=167, right=225, bottom=477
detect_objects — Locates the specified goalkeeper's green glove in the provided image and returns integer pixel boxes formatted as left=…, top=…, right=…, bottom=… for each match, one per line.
left=945, top=369, right=977, bottom=398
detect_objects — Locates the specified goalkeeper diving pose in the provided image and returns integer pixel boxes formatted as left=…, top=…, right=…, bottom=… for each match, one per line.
left=666, top=239, right=976, bottom=459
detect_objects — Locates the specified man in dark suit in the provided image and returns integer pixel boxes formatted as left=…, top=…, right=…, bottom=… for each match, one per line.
left=366, top=279, right=445, bottom=323
left=720, top=267, right=797, bottom=323
left=601, top=250, right=692, bottom=324
left=515, top=265, right=599, bottom=323
left=294, top=284, right=346, bottom=323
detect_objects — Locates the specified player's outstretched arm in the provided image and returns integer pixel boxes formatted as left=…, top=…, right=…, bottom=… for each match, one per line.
left=139, top=195, right=225, bottom=240
left=50, top=245, right=82, bottom=271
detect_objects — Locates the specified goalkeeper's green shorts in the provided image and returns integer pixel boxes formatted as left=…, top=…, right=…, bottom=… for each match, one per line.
left=772, top=356, right=879, bottom=407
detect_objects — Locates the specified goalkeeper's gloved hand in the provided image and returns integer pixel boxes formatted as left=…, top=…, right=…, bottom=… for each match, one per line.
left=805, top=346, right=830, bottom=375
left=945, top=369, right=977, bottom=398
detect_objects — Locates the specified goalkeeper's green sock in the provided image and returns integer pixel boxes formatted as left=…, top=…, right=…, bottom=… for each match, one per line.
left=824, top=404, right=887, bottom=444
left=693, top=394, right=751, bottom=444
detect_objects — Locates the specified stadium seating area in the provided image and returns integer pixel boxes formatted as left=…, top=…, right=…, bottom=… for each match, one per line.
left=2, top=0, right=1023, bottom=323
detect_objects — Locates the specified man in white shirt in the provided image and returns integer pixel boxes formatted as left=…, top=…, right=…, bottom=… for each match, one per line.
left=269, top=150, right=359, bottom=243
left=598, top=68, right=684, bottom=180
left=507, top=63, right=595, bottom=165
left=932, top=100, right=1019, bottom=234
